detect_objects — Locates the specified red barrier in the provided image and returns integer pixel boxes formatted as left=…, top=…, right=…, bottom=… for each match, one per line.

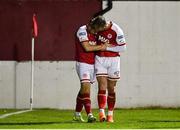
left=0, top=0, right=101, bottom=61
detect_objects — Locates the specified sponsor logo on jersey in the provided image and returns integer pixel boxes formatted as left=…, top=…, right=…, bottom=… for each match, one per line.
left=79, top=32, right=86, bottom=36
left=117, top=35, right=124, bottom=40
left=117, top=35, right=125, bottom=42
left=98, top=35, right=109, bottom=43
left=107, top=34, right=112, bottom=39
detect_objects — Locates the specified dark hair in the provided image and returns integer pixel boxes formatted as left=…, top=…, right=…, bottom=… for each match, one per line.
left=89, top=16, right=106, bottom=30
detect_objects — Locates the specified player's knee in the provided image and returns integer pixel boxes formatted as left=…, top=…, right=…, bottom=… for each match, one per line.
left=98, top=82, right=107, bottom=90
left=108, top=79, right=117, bottom=86
left=97, top=76, right=107, bottom=90
left=107, top=81, right=116, bottom=93
left=107, top=86, right=115, bottom=93
left=80, top=82, right=91, bottom=94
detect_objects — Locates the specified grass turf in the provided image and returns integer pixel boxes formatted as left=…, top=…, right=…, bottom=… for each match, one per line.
left=0, top=108, right=180, bottom=129
left=0, top=109, right=19, bottom=115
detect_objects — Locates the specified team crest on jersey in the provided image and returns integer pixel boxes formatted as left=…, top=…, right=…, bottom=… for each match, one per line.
left=107, top=34, right=112, bottom=39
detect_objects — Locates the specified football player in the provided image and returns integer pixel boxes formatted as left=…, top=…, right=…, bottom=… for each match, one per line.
left=95, top=16, right=127, bottom=123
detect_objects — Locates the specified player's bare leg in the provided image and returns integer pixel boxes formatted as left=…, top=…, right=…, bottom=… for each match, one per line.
left=97, top=76, right=108, bottom=122
left=107, top=79, right=117, bottom=123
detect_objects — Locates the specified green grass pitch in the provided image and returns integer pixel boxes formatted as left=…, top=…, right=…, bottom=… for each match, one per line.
left=0, top=108, right=180, bottom=129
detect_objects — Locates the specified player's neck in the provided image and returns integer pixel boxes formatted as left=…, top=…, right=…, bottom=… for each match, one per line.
left=87, top=25, right=95, bottom=34
left=104, top=22, right=112, bottom=30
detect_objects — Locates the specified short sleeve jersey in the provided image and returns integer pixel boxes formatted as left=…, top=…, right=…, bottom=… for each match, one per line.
left=96, top=21, right=126, bottom=57
left=75, top=25, right=97, bottom=64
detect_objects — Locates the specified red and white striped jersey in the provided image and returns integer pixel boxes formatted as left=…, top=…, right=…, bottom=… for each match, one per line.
left=75, top=25, right=97, bottom=64
left=96, top=21, right=126, bottom=57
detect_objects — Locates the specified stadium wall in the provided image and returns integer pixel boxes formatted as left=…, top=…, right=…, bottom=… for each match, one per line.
left=0, top=1, right=180, bottom=109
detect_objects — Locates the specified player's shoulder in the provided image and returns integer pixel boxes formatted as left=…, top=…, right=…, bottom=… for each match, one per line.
left=110, top=21, right=123, bottom=33
left=77, top=25, right=88, bottom=37
left=77, top=25, right=87, bottom=33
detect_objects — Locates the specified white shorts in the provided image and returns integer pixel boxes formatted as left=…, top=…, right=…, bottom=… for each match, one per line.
left=95, top=55, right=120, bottom=81
left=76, top=62, right=95, bottom=83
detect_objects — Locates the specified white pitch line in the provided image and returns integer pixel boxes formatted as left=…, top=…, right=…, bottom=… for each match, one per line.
left=0, top=109, right=33, bottom=119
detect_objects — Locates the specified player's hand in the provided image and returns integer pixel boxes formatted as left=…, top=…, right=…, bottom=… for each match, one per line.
left=104, top=42, right=113, bottom=47
left=100, top=44, right=107, bottom=51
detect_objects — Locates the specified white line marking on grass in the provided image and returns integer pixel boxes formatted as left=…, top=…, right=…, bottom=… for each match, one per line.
left=0, top=109, right=33, bottom=119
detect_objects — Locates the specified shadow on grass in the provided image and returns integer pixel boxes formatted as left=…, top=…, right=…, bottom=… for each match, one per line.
left=0, top=121, right=84, bottom=125
left=144, top=126, right=180, bottom=129
left=138, top=120, right=180, bottom=123
left=137, top=119, right=180, bottom=128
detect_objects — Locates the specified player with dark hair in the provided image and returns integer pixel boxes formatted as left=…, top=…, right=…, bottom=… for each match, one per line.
left=94, top=16, right=127, bottom=123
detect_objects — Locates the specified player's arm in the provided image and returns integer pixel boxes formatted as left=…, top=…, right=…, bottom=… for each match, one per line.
left=81, top=41, right=106, bottom=52
left=106, top=42, right=126, bottom=52
left=106, top=24, right=127, bottom=52
left=77, top=27, right=106, bottom=52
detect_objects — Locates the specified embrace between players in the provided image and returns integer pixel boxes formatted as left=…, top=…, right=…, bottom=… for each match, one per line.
left=74, top=16, right=126, bottom=123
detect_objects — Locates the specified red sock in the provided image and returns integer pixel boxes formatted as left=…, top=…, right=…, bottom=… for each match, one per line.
left=75, top=92, right=83, bottom=112
left=98, top=90, right=106, bottom=109
left=107, top=92, right=116, bottom=111
left=82, top=93, right=91, bottom=115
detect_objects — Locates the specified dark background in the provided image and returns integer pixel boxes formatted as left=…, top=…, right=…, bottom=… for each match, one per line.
left=0, top=0, right=102, bottom=61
